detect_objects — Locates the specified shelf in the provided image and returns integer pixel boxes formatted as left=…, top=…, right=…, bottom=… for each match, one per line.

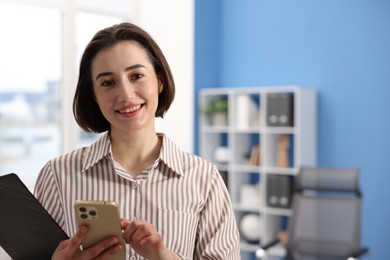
left=232, top=127, right=262, bottom=133
left=262, top=127, right=297, bottom=134
left=261, top=167, right=299, bottom=175
left=200, top=125, right=230, bottom=133
left=262, top=207, right=292, bottom=216
left=231, top=165, right=261, bottom=172
left=233, top=204, right=262, bottom=213
left=233, top=204, right=293, bottom=216
left=198, top=86, right=317, bottom=258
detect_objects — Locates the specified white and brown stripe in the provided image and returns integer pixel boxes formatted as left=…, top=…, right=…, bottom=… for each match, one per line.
left=34, top=132, right=240, bottom=259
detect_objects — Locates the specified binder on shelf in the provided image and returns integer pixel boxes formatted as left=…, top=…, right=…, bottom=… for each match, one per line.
left=266, top=174, right=293, bottom=209
left=266, top=93, right=294, bottom=127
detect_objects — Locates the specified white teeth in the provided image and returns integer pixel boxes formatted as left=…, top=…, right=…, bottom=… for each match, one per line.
left=119, top=105, right=141, bottom=113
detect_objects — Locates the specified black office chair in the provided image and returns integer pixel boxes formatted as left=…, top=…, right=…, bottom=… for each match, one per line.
left=256, top=167, right=369, bottom=260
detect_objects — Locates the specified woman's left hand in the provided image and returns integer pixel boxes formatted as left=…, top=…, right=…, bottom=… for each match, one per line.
left=121, top=218, right=179, bottom=260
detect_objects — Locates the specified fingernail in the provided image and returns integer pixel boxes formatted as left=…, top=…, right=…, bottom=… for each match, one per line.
left=80, top=225, right=88, bottom=233
left=109, top=237, right=118, bottom=246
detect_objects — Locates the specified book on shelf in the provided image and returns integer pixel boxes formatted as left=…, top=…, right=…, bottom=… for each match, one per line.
left=249, top=145, right=260, bottom=166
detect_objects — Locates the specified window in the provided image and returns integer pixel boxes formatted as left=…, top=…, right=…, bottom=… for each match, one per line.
left=0, top=2, right=62, bottom=190
left=0, top=0, right=132, bottom=190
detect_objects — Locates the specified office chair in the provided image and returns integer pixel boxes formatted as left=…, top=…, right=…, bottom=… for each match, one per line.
left=256, top=167, right=369, bottom=260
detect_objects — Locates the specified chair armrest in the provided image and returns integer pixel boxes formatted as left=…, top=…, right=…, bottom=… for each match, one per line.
left=255, top=238, right=280, bottom=259
left=262, top=238, right=281, bottom=250
left=348, top=247, right=370, bottom=260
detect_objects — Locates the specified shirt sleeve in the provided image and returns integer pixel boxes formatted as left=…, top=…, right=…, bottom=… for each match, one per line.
left=194, top=165, right=241, bottom=259
left=34, top=162, right=66, bottom=232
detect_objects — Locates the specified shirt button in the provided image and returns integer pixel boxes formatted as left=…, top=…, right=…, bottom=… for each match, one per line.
left=131, top=216, right=137, bottom=221
left=131, top=182, right=139, bottom=189
left=130, top=256, right=136, bottom=260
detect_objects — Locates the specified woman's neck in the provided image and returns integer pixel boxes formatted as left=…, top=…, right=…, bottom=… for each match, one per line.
left=110, top=130, right=162, bottom=178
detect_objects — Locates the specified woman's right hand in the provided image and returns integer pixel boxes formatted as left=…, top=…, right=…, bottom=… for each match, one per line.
left=52, top=225, right=123, bottom=260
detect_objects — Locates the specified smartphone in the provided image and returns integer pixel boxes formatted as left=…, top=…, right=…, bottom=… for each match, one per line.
left=74, top=200, right=125, bottom=260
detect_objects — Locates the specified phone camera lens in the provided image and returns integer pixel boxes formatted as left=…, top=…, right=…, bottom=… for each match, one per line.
left=89, top=210, right=97, bottom=216
left=81, top=213, right=88, bottom=219
left=79, top=207, right=86, bottom=212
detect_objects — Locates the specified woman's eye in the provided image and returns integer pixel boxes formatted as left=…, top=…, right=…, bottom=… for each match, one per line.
left=101, top=80, right=115, bottom=87
left=131, top=73, right=143, bottom=80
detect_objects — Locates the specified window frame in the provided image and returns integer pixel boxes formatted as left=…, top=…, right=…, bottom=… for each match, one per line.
left=0, top=0, right=133, bottom=153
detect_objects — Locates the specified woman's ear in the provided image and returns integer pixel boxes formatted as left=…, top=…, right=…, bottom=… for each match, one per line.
left=158, top=76, right=164, bottom=93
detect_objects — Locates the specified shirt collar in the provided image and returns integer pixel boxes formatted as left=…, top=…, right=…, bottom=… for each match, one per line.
left=82, top=131, right=111, bottom=172
left=82, top=132, right=184, bottom=177
left=157, top=133, right=184, bottom=176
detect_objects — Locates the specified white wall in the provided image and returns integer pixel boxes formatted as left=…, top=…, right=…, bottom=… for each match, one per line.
left=133, top=0, right=194, bottom=153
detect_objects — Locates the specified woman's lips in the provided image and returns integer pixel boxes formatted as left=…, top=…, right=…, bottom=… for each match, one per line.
left=117, top=104, right=142, bottom=114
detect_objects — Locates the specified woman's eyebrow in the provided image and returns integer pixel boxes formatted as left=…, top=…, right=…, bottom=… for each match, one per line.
left=95, top=64, right=146, bottom=80
left=125, top=64, right=146, bottom=72
left=95, top=72, right=113, bottom=80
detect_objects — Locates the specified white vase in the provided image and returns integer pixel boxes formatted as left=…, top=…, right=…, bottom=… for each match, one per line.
left=236, top=94, right=258, bottom=129
left=212, top=112, right=227, bottom=126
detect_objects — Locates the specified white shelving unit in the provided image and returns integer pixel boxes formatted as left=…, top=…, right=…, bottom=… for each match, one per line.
left=198, top=86, right=317, bottom=259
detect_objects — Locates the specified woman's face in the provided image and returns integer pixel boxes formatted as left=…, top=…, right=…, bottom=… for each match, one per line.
left=91, top=40, right=162, bottom=134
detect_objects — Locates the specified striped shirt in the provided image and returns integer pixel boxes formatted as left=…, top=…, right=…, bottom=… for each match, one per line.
left=34, top=132, right=240, bottom=259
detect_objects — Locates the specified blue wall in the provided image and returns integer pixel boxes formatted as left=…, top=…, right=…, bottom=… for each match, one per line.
left=195, top=0, right=390, bottom=259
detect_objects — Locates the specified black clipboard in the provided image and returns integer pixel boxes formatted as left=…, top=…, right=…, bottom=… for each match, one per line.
left=0, top=173, right=69, bottom=260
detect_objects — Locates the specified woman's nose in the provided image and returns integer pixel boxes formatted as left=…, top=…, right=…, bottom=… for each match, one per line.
left=117, top=79, right=136, bottom=99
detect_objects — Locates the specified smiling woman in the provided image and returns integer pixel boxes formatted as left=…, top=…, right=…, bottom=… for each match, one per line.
left=32, top=22, right=240, bottom=260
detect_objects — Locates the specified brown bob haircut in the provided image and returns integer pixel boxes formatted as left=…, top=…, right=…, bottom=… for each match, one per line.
left=73, top=22, right=175, bottom=133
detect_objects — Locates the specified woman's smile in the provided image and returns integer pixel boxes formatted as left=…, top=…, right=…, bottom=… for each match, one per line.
left=117, top=104, right=142, bottom=114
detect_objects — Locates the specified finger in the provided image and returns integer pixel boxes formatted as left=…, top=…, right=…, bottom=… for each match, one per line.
left=139, top=233, right=162, bottom=246
left=93, top=242, right=124, bottom=260
left=120, top=217, right=128, bottom=223
left=131, top=224, right=153, bottom=243
left=68, top=225, right=88, bottom=250
left=120, top=218, right=130, bottom=229
left=56, top=239, right=71, bottom=251
left=122, top=220, right=140, bottom=242
left=127, top=222, right=158, bottom=246
left=82, top=236, right=121, bottom=259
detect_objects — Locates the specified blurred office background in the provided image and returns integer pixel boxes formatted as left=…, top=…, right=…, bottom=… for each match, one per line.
left=0, top=0, right=388, bottom=259
left=195, top=1, right=389, bottom=259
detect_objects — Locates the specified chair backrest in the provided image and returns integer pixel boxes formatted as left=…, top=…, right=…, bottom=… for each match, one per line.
left=286, top=167, right=361, bottom=260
